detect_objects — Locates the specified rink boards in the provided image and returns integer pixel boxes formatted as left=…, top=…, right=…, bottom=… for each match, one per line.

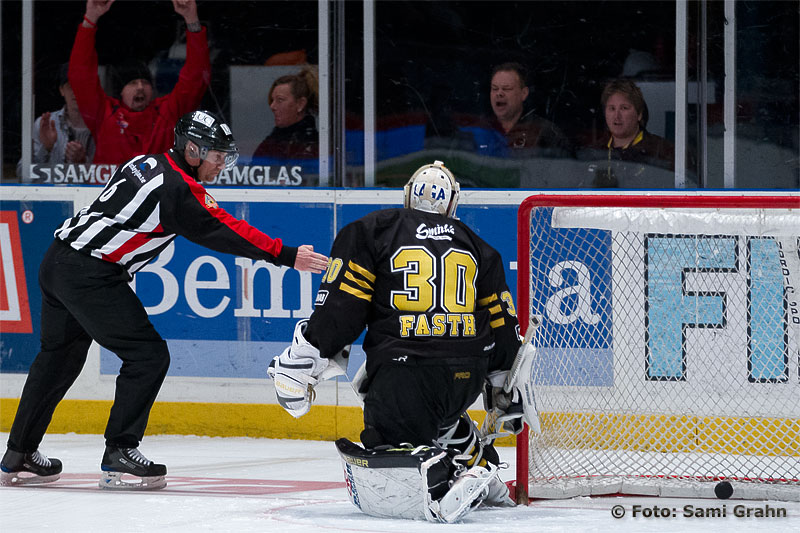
left=0, top=186, right=526, bottom=441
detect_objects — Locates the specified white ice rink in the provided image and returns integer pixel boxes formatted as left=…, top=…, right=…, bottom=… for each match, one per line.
left=1, top=432, right=798, bottom=532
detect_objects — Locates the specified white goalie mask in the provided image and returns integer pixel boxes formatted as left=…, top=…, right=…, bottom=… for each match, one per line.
left=403, top=160, right=460, bottom=218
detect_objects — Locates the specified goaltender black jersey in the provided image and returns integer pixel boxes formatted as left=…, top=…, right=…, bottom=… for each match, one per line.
left=54, top=149, right=297, bottom=275
left=305, top=208, right=520, bottom=374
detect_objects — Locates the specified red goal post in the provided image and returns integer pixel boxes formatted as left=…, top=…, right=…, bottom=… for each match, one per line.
left=514, top=194, right=800, bottom=503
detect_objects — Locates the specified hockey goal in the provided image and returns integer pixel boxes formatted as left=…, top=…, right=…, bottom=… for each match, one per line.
left=514, top=194, right=800, bottom=502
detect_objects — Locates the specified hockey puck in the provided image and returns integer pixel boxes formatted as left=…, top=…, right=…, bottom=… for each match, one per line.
left=714, top=481, right=733, bottom=500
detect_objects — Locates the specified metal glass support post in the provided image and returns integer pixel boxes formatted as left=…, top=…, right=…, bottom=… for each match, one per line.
left=698, top=0, right=708, bottom=186
left=723, top=0, right=736, bottom=188
left=332, top=0, right=346, bottom=186
left=363, top=0, right=376, bottom=187
left=21, top=1, right=34, bottom=182
left=318, top=0, right=330, bottom=186
left=675, top=1, right=688, bottom=188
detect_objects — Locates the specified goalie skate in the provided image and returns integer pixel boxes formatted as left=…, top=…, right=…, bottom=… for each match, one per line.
left=483, top=475, right=515, bottom=507
left=431, top=463, right=500, bottom=523
left=0, top=449, right=62, bottom=486
left=99, top=446, right=167, bottom=490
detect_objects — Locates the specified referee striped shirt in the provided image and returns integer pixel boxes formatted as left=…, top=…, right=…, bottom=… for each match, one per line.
left=55, top=149, right=297, bottom=275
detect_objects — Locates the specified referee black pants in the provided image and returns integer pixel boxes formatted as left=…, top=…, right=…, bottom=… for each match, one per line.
left=7, top=240, right=170, bottom=453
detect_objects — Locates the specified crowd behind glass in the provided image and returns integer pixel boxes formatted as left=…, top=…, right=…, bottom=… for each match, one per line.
left=2, top=1, right=797, bottom=189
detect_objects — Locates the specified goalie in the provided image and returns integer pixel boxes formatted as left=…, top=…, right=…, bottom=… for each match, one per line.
left=269, top=161, right=529, bottom=523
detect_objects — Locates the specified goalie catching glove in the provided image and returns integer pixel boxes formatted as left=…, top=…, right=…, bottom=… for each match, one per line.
left=267, top=320, right=345, bottom=417
left=480, top=370, right=525, bottom=442
left=480, top=329, right=542, bottom=442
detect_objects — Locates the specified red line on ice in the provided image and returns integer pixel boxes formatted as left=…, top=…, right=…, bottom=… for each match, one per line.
left=28, top=474, right=344, bottom=496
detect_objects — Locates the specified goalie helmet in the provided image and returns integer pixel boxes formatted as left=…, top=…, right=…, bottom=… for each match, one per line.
left=174, top=110, right=239, bottom=170
left=404, top=160, right=460, bottom=218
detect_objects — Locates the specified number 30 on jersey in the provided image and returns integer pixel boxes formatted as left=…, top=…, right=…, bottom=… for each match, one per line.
left=390, top=246, right=478, bottom=338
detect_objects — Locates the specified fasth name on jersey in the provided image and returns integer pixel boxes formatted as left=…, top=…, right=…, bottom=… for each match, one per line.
left=415, top=222, right=455, bottom=241
left=399, top=312, right=477, bottom=338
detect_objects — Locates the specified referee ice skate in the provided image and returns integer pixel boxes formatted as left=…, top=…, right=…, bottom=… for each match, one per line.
left=1, top=110, right=328, bottom=490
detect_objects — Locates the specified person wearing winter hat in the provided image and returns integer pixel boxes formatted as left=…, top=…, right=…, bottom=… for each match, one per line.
left=111, top=61, right=155, bottom=112
left=68, top=0, right=210, bottom=164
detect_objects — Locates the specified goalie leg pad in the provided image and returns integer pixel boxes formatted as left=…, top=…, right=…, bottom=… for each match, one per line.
left=335, top=438, right=451, bottom=522
left=436, top=414, right=498, bottom=468
left=436, top=414, right=513, bottom=508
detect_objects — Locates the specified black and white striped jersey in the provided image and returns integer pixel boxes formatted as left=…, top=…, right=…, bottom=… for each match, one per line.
left=305, top=208, right=521, bottom=374
left=54, top=149, right=297, bottom=275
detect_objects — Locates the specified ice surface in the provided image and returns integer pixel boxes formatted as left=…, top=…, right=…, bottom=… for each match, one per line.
left=1, top=433, right=798, bottom=532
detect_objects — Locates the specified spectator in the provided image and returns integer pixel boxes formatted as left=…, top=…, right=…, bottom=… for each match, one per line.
left=584, top=78, right=688, bottom=187
left=68, top=0, right=210, bottom=165
left=464, top=62, right=572, bottom=159
left=16, top=63, right=95, bottom=175
left=252, top=67, right=319, bottom=162
left=0, top=110, right=328, bottom=490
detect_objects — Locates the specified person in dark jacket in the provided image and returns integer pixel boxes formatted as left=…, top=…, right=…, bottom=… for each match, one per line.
left=0, top=110, right=328, bottom=491
left=584, top=78, right=692, bottom=187
left=252, top=67, right=319, bottom=162
left=457, top=62, right=573, bottom=161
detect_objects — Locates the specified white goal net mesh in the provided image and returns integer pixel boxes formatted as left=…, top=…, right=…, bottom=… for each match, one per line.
left=516, top=195, right=800, bottom=502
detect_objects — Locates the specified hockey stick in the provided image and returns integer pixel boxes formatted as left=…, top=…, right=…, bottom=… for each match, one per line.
left=504, top=315, right=540, bottom=394
left=512, top=316, right=542, bottom=435
left=319, top=344, right=366, bottom=408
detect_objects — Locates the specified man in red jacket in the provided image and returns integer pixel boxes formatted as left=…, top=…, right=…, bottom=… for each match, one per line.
left=68, top=0, right=210, bottom=164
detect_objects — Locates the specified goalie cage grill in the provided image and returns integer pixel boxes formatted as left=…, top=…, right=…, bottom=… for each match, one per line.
left=514, top=194, right=800, bottom=503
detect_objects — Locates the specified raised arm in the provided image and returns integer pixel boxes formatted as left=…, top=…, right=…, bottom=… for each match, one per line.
left=68, top=0, right=116, bottom=134
left=83, top=0, right=114, bottom=26
left=172, top=0, right=200, bottom=29
left=160, top=0, right=210, bottom=118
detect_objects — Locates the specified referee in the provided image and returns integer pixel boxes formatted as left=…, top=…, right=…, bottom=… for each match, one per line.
left=1, top=110, right=328, bottom=490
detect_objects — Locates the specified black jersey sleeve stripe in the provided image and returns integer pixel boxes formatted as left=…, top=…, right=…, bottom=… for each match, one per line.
left=344, top=270, right=374, bottom=290
left=490, top=317, right=505, bottom=328
left=340, top=282, right=373, bottom=301
left=348, top=260, right=376, bottom=282
left=478, top=293, right=498, bottom=307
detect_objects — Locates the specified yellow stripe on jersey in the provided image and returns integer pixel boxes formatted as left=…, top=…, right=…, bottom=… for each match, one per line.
left=478, top=294, right=498, bottom=307
left=340, top=282, right=373, bottom=301
left=483, top=292, right=506, bottom=329
left=344, top=270, right=373, bottom=290
left=348, top=260, right=376, bottom=282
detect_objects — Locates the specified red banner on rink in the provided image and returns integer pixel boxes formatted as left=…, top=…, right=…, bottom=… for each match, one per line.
left=0, top=211, right=32, bottom=333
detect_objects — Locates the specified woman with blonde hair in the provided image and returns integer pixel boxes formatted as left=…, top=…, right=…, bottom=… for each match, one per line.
left=252, top=67, right=319, bottom=161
